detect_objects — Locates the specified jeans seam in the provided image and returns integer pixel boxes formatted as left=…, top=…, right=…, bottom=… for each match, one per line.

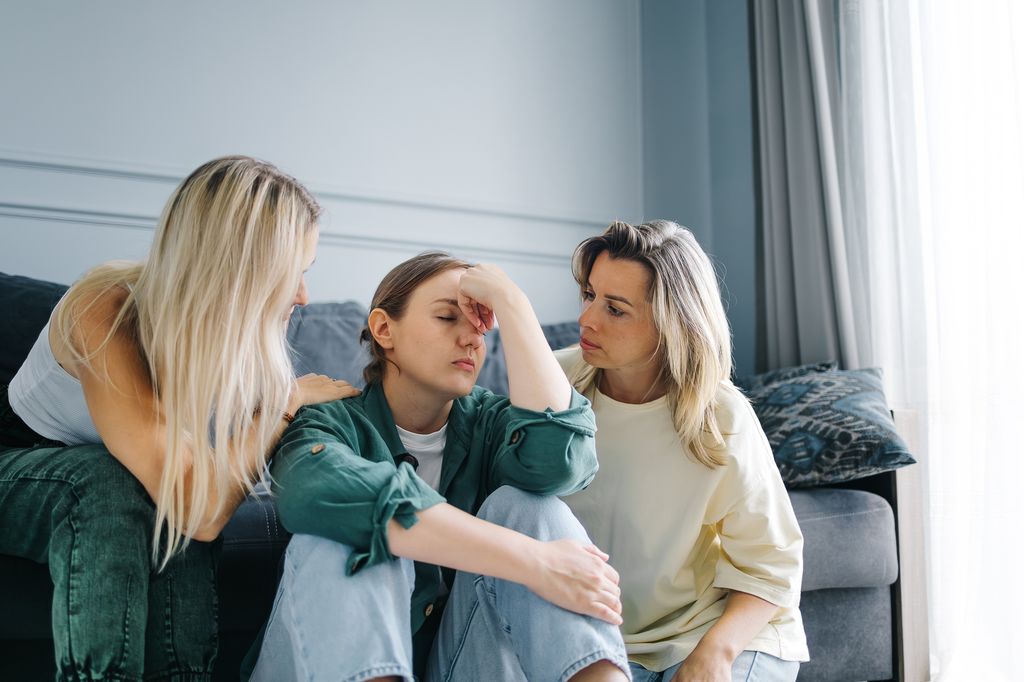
left=439, top=576, right=488, bottom=682
left=558, top=648, right=629, bottom=682
left=745, top=651, right=759, bottom=682
left=64, top=482, right=83, bottom=676
left=163, top=573, right=182, bottom=671
left=340, top=664, right=412, bottom=682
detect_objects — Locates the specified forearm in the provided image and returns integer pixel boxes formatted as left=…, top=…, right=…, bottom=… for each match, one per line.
left=493, top=289, right=571, bottom=412
left=694, top=591, right=780, bottom=661
left=386, top=502, right=539, bottom=584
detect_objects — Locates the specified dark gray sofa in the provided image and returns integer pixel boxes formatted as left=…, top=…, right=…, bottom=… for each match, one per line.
left=0, top=272, right=902, bottom=681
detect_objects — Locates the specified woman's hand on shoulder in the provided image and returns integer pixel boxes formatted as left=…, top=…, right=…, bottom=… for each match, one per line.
left=457, top=264, right=524, bottom=333
left=292, top=374, right=360, bottom=410
left=526, top=539, right=623, bottom=625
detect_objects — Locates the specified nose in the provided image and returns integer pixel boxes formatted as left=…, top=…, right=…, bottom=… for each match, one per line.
left=578, top=299, right=596, bottom=330
left=459, top=319, right=485, bottom=350
left=294, top=276, right=309, bottom=307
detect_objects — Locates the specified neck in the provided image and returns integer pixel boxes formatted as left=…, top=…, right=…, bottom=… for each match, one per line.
left=381, top=373, right=454, bottom=434
left=598, top=363, right=668, bottom=404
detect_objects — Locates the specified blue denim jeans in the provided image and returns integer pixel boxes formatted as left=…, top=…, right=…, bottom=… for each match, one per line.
left=251, top=485, right=629, bottom=682
left=629, top=650, right=799, bottom=682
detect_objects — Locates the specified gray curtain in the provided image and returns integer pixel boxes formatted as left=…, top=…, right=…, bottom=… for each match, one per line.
left=752, top=0, right=862, bottom=370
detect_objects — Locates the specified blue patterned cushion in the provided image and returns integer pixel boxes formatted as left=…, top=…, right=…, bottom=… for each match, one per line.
left=743, top=367, right=916, bottom=488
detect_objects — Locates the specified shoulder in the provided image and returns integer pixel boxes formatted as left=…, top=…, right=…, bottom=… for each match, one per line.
left=712, top=382, right=775, bottom=472
left=57, top=283, right=131, bottom=352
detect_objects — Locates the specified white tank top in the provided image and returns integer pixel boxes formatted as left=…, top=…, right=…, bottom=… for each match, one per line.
left=8, top=321, right=102, bottom=445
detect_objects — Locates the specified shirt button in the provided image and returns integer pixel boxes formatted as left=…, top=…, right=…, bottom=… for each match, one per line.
left=510, top=431, right=521, bottom=444
left=424, top=603, right=434, bottom=617
left=311, top=444, right=325, bottom=455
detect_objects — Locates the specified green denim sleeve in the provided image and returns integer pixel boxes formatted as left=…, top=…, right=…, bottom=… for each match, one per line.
left=481, top=388, right=599, bottom=496
left=269, top=401, right=445, bottom=574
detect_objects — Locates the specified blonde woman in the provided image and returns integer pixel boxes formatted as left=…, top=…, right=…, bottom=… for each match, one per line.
left=557, top=221, right=809, bottom=682
left=0, top=156, right=357, bottom=681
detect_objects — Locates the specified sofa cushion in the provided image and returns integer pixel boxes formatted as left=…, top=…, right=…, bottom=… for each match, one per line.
left=0, top=272, right=68, bottom=386
left=790, top=488, right=898, bottom=591
left=743, top=368, right=916, bottom=488
left=286, top=301, right=370, bottom=386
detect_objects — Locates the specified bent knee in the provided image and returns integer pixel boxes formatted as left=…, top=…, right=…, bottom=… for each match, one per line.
left=477, top=486, right=586, bottom=541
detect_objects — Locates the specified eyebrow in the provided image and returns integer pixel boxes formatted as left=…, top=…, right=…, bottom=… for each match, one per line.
left=586, top=283, right=635, bottom=308
left=432, top=298, right=459, bottom=306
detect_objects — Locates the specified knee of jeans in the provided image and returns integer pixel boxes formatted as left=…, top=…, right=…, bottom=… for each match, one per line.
left=477, top=485, right=584, bottom=540
left=65, top=446, right=153, bottom=515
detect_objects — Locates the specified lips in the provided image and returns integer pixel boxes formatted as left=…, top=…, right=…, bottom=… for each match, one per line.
left=580, top=337, right=601, bottom=351
left=452, top=358, right=476, bottom=372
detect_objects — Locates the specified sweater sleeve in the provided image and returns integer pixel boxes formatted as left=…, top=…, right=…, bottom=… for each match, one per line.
left=709, top=399, right=804, bottom=608
left=269, top=400, right=445, bottom=574
left=478, top=387, right=599, bottom=496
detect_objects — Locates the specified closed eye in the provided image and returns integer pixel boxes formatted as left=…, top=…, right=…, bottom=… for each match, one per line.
left=606, top=304, right=624, bottom=317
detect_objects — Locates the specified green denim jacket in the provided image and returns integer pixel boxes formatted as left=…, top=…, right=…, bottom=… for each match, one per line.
left=265, top=381, right=598, bottom=670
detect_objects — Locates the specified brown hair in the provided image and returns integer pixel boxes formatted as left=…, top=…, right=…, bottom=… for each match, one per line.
left=360, top=251, right=471, bottom=385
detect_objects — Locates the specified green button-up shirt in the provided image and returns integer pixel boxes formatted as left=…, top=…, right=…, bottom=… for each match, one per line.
left=262, top=381, right=598, bottom=673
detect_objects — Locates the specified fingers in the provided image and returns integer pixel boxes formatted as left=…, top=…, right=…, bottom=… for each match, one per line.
left=458, top=292, right=483, bottom=332
left=584, top=544, right=610, bottom=561
left=589, top=601, right=624, bottom=626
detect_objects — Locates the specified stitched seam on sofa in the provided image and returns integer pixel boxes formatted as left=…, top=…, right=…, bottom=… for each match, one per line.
left=799, top=509, right=889, bottom=523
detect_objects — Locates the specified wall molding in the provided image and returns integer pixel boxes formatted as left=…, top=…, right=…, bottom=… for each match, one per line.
left=0, top=148, right=610, bottom=230
left=0, top=202, right=571, bottom=267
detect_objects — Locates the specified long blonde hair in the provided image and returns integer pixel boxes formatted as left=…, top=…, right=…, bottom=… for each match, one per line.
left=570, top=220, right=736, bottom=468
left=54, top=156, right=321, bottom=566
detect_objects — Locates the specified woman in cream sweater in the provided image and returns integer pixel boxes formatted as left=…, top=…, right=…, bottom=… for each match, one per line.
left=557, top=220, right=809, bottom=682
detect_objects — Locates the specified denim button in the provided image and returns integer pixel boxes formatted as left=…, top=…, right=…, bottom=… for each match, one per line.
left=424, top=603, right=434, bottom=617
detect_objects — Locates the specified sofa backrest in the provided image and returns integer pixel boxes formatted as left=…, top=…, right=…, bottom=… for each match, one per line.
left=0, top=272, right=69, bottom=386
left=287, top=301, right=581, bottom=396
left=1, top=273, right=582, bottom=397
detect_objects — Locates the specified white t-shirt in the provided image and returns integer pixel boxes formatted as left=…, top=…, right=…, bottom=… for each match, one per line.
left=396, top=423, right=447, bottom=492
left=555, top=347, right=809, bottom=671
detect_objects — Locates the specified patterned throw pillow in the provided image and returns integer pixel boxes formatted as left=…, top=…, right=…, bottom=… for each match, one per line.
left=743, top=367, right=916, bottom=488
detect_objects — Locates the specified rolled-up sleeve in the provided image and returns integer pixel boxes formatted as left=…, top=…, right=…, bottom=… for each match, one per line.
left=270, top=402, right=445, bottom=575
left=711, top=423, right=804, bottom=608
left=483, top=388, right=598, bottom=496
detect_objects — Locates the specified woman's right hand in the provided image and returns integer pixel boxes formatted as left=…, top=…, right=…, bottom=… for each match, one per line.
left=526, top=539, right=624, bottom=625
left=292, top=373, right=361, bottom=409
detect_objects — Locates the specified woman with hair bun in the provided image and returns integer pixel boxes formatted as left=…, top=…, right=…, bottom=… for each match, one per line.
left=0, top=155, right=357, bottom=680
left=248, top=251, right=629, bottom=682
left=558, top=220, right=809, bottom=682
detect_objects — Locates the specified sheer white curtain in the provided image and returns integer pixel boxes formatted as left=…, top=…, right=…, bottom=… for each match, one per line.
left=839, top=0, right=1024, bottom=678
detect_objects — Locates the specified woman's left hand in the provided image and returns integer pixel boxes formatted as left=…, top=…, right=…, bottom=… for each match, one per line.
left=670, top=648, right=733, bottom=682
left=457, top=264, right=519, bottom=333
left=292, top=374, right=361, bottom=409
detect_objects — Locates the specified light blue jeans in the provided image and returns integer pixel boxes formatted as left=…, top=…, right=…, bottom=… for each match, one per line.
left=251, top=486, right=630, bottom=681
left=629, top=650, right=799, bottom=682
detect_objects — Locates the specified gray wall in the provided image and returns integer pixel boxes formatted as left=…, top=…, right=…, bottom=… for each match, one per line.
left=0, top=1, right=644, bottom=324
left=642, top=0, right=757, bottom=376
left=1, top=0, right=758, bottom=373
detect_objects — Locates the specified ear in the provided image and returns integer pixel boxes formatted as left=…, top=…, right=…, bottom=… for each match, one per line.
left=367, top=308, right=395, bottom=350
